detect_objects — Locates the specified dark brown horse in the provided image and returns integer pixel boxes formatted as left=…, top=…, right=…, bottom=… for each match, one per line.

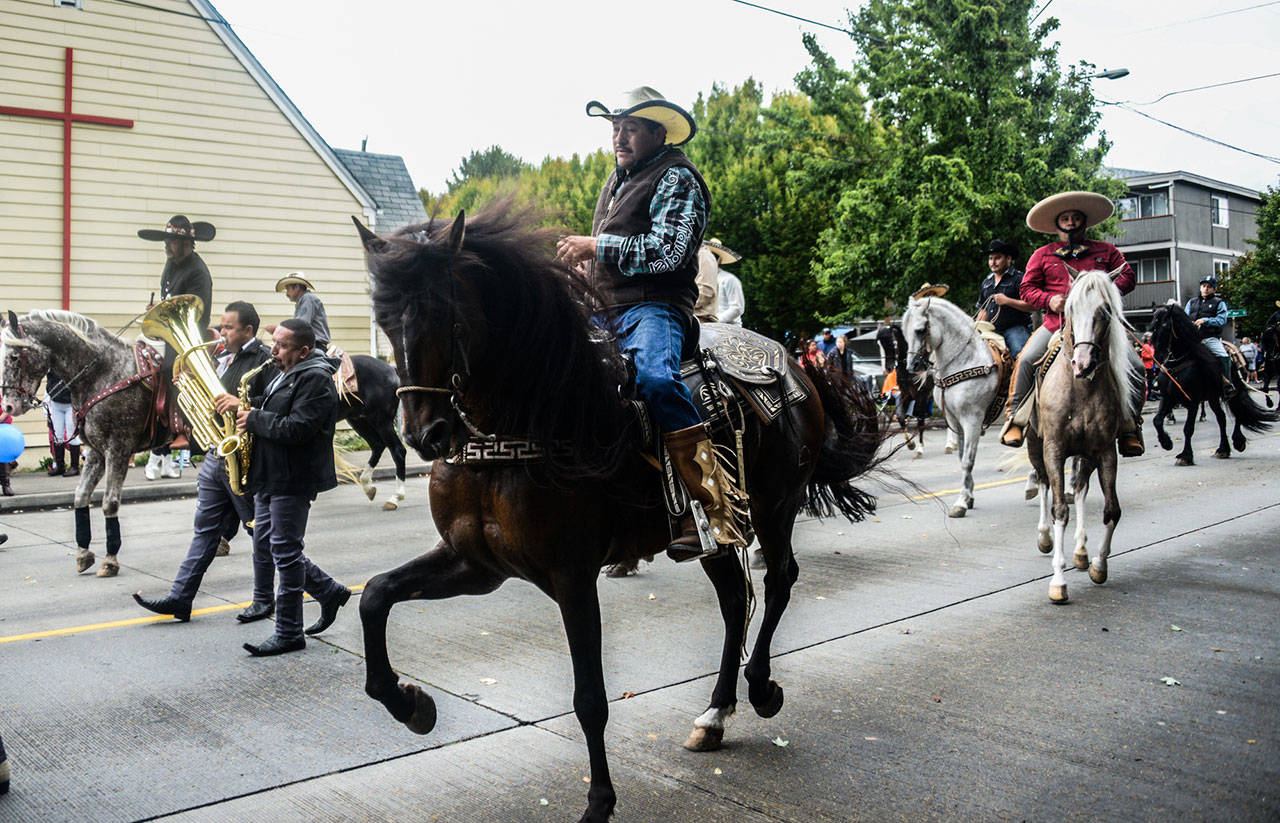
left=353, top=207, right=882, bottom=823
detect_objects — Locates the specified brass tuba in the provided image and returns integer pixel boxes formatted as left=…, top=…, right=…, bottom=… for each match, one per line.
left=141, top=295, right=253, bottom=495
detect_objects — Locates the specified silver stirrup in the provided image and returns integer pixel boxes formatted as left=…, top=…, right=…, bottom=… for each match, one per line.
left=689, top=500, right=718, bottom=559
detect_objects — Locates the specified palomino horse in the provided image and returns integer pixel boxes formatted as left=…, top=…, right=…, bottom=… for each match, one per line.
left=901, top=294, right=1022, bottom=516
left=1148, top=304, right=1277, bottom=465
left=1, top=310, right=406, bottom=575
left=1025, top=269, right=1142, bottom=604
left=353, top=208, right=882, bottom=823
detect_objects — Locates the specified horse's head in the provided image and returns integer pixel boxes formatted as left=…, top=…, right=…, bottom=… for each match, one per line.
left=355, top=212, right=472, bottom=460
left=900, top=300, right=933, bottom=378
left=1, top=310, right=48, bottom=417
left=1063, top=269, right=1126, bottom=380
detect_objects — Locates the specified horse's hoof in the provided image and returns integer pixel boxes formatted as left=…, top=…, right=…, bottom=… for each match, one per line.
left=96, top=558, right=119, bottom=578
left=682, top=725, right=724, bottom=752
left=1089, top=564, right=1108, bottom=585
left=1073, top=550, right=1089, bottom=570
left=944, top=445, right=955, bottom=454
left=948, top=505, right=966, bottom=518
left=1025, top=486, right=1039, bottom=501
left=966, top=499, right=974, bottom=509
left=1175, top=456, right=1192, bottom=466
left=381, top=499, right=399, bottom=511
left=1049, top=584, right=1069, bottom=604
left=362, top=484, right=377, bottom=501
left=1233, top=437, right=1247, bottom=452
left=753, top=680, right=784, bottom=718
left=912, top=449, right=923, bottom=459
left=76, top=550, right=96, bottom=573
left=399, top=682, right=437, bottom=735
left=1037, top=533, right=1053, bottom=554
left=1212, top=450, right=1229, bottom=459
left=906, top=440, right=916, bottom=451
left=602, top=562, right=636, bottom=578
left=749, top=548, right=766, bottom=570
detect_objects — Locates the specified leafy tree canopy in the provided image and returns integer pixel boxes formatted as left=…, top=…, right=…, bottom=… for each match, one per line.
left=1219, top=183, right=1280, bottom=338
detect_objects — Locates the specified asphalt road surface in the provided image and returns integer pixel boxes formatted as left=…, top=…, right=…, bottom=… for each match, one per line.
left=1, top=422, right=1277, bottom=822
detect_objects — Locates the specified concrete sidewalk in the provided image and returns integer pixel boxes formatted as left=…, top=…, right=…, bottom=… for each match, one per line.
left=0, top=448, right=430, bottom=513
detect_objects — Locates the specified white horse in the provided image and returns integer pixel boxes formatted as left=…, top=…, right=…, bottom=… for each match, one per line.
left=901, top=295, right=1026, bottom=516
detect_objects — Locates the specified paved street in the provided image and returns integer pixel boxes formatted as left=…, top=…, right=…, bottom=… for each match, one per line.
left=0, top=421, right=1277, bottom=822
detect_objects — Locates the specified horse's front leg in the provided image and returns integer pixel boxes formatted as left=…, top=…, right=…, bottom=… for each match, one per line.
left=360, top=542, right=503, bottom=732
left=71, top=446, right=105, bottom=573
left=552, top=570, right=616, bottom=823
left=1090, top=450, right=1121, bottom=585
left=948, top=416, right=980, bottom=518
left=1208, top=396, right=1231, bottom=458
left=1176, top=404, right=1197, bottom=465
left=1045, top=446, right=1071, bottom=604
left=913, top=413, right=927, bottom=459
left=684, top=548, right=753, bottom=752
left=1071, top=458, right=1096, bottom=571
left=1153, top=395, right=1174, bottom=451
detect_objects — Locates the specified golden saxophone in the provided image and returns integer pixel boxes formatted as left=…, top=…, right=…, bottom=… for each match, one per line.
left=231, top=360, right=270, bottom=494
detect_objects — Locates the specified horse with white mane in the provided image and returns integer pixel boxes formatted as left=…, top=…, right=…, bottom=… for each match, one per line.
left=901, top=288, right=1017, bottom=517
left=1025, top=269, right=1144, bottom=604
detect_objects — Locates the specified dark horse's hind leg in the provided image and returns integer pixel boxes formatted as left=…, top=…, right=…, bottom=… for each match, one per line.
left=1209, top=396, right=1231, bottom=458
left=352, top=417, right=408, bottom=509
left=551, top=571, right=617, bottom=823
left=683, top=550, right=752, bottom=751
left=743, top=509, right=801, bottom=721
left=360, top=543, right=504, bottom=732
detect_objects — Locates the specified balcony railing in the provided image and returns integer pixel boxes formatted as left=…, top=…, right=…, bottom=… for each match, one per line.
left=1122, top=280, right=1179, bottom=313
left=1113, top=215, right=1174, bottom=246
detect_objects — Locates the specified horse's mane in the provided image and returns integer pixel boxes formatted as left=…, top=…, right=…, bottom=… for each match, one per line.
left=366, top=201, right=631, bottom=482
left=3, top=309, right=107, bottom=347
left=1151, top=303, right=1224, bottom=379
left=1065, top=272, right=1140, bottom=419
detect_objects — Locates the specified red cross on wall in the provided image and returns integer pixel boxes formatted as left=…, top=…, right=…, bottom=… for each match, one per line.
left=0, top=47, right=134, bottom=310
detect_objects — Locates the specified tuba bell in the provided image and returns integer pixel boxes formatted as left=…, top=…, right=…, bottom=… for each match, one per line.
left=141, top=295, right=254, bottom=495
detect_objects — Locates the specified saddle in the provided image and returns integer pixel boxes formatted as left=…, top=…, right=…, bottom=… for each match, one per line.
left=1222, top=340, right=1247, bottom=373
left=74, top=341, right=188, bottom=449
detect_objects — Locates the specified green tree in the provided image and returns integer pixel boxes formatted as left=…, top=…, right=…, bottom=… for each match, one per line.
left=809, top=0, right=1122, bottom=318
left=1220, top=183, right=1280, bottom=338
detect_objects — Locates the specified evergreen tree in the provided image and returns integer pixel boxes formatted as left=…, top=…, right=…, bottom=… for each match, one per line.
left=1220, top=183, right=1280, bottom=337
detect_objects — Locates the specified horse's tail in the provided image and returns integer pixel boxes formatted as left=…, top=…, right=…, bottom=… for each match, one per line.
left=1227, top=372, right=1280, bottom=432
left=802, top=361, right=883, bottom=522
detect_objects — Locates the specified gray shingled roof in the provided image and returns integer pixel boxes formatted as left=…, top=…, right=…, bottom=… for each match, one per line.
left=333, top=148, right=428, bottom=233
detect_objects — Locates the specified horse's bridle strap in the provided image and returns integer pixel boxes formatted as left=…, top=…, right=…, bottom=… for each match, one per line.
left=396, top=385, right=453, bottom=397
left=937, top=363, right=995, bottom=388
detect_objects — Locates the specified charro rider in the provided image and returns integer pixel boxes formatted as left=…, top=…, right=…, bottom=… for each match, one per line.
left=555, top=86, right=744, bottom=561
left=1000, top=191, right=1143, bottom=456
left=268, top=273, right=357, bottom=393
left=1185, top=274, right=1236, bottom=396
left=975, top=239, right=1034, bottom=360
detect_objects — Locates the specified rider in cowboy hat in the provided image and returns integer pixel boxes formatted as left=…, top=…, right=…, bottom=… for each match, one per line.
left=705, top=238, right=745, bottom=326
left=555, top=87, right=746, bottom=562
left=1184, top=273, right=1236, bottom=397
left=138, top=215, right=216, bottom=480
left=1000, top=191, right=1142, bottom=456
left=976, top=239, right=1034, bottom=360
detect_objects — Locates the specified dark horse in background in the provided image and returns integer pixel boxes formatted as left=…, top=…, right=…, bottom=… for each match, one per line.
left=340, top=354, right=409, bottom=510
left=1148, top=304, right=1277, bottom=465
left=353, top=207, right=883, bottom=823
left=876, top=323, right=935, bottom=458
left=1261, top=322, right=1280, bottom=407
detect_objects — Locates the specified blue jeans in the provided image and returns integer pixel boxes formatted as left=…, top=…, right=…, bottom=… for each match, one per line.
left=608, top=303, right=702, bottom=432
left=1000, top=324, right=1032, bottom=362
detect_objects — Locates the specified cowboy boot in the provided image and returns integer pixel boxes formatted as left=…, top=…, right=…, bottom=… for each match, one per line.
left=48, top=443, right=65, bottom=476
left=161, top=452, right=182, bottom=479
left=144, top=452, right=163, bottom=480
left=63, top=444, right=81, bottom=477
left=1218, top=356, right=1237, bottom=399
left=664, top=424, right=748, bottom=563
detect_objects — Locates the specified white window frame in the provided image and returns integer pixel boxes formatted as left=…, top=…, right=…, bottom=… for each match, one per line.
left=1213, top=258, right=1231, bottom=278
left=53, top=0, right=82, bottom=7
left=1211, top=195, right=1230, bottom=228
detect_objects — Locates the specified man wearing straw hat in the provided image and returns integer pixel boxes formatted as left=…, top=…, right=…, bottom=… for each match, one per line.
left=138, top=215, right=216, bottom=481
left=707, top=238, right=745, bottom=326
left=556, top=87, right=745, bottom=562
left=270, top=273, right=358, bottom=393
left=1001, top=191, right=1143, bottom=456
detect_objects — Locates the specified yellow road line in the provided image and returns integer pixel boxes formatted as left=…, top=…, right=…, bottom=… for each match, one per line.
left=0, top=583, right=365, bottom=644
left=908, top=473, right=1035, bottom=501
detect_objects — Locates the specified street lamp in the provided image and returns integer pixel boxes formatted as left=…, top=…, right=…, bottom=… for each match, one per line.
left=1081, top=68, right=1130, bottom=80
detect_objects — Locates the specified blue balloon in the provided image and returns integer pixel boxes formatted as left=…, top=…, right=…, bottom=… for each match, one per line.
left=0, top=423, right=25, bottom=463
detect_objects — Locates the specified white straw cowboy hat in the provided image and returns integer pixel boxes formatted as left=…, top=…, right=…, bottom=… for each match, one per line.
left=585, top=86, right=696, bottom=146
left=1026, top=191, right=1115, bottom=234
left=704, top=238, right=742, bottom=265
left=275, top=272, right=316, bottom=292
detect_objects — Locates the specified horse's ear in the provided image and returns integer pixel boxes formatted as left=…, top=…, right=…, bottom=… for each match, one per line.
left=6, top=310, right=19, bottom=336
left=446, top=211, right=466, bottom=253
left=352, top=216, right=390, bottom=254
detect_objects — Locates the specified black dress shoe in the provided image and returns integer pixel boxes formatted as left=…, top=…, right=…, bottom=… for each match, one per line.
left=243, top=635, right=305, bottom=656
left=236, top=600, right=275, bottom=623
left=132, top=592, right=192, bottom=622
left=305, top=587, right=351, bottom=636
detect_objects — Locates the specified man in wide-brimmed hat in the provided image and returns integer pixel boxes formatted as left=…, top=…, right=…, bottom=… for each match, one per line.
left=556, top=87, right=744, bottom=562
left=1001, top=191, right=1142, bottom=456
left=138, top=215, right=216, bottom=480
left=706, top=239, right=745, bottom=326
left=271, top=273, right=331, bottom=350
left=976, top=239, right=1033, bottom=359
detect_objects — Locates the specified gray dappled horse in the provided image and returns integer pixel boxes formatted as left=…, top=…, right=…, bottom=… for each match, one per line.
left=1025, top=269, right=1142, bottom=604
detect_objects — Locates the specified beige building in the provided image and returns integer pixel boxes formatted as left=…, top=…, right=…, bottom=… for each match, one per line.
left=1, top=0, right=393, bottom=458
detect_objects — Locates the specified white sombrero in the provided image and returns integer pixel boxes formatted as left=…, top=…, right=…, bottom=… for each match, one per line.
left=1026, top=191, right=1114, bottom=234
left=275, top=272, right=316, bottom=292
left=585, top=86, right=696, bottom=146
left=704, top=238, right=741, bottom=265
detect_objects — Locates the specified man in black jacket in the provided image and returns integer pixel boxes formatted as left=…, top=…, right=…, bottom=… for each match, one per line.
left=236, top=318, right=350, bottom=656
left=133, top=302, right=277, bottom=622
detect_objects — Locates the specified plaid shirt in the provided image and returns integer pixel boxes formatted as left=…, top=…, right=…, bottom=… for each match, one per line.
left=596, top=150, right=708, bottom=277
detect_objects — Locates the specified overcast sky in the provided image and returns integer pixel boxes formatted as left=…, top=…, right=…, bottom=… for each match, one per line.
left=208, top=0, right=1280, bottom=196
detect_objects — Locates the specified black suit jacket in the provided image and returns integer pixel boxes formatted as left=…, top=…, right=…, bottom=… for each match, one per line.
left=244, top=352, right=338, bottom=498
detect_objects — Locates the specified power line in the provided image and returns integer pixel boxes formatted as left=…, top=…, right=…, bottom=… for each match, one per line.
left=1108, top=72, right=1280, bottom=106
left=1030, top=0, right=1055, bottom=24
left=1099, top=98, right=1280, bottom=165
left=727, top=0, right=886, bottom=44
left=1121, top=0, right=1280, bottom=35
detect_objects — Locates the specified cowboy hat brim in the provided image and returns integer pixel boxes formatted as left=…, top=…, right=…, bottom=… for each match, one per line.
left=137, top=222, right=216, bottom=243
left=585, top=99, right=695, bottom=146
left=911, top=283, right=950, bottom=300
left=705, top=240, right=742, bottom=265
left=275, top=274, right=316, bottom=292
left=1026, top=191, right=1114, bottom=234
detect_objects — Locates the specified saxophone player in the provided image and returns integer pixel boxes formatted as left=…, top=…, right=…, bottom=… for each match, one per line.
left=133, top=302, right=276, bottom=624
